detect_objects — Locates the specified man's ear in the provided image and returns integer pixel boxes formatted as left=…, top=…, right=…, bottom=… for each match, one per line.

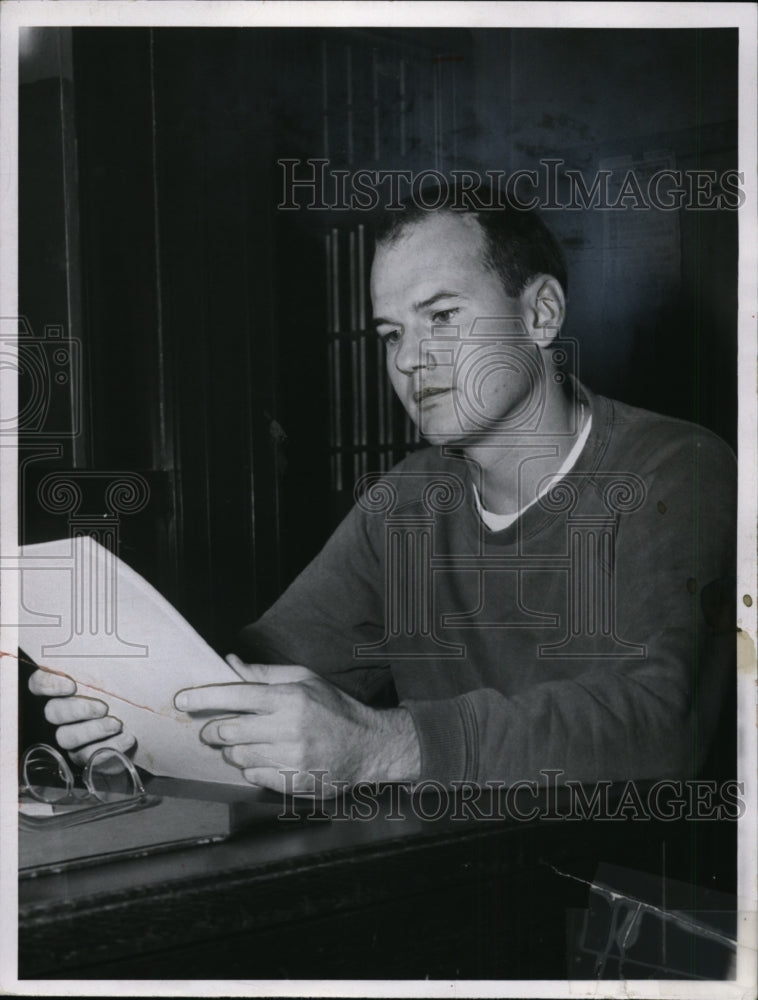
left=522, top=275, right=566, bottom=346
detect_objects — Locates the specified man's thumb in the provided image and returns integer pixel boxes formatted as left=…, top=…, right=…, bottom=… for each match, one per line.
left=225, top=654, right=313, bottom=684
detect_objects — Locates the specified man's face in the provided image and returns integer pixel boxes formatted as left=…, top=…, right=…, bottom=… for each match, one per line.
left=370, top=212, right=540, bottom=447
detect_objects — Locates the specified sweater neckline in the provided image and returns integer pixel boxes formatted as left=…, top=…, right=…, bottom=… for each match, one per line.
left=443, top=380, right=614, bottom=548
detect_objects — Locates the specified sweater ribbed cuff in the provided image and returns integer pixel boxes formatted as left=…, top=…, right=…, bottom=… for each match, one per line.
left=402, top=696, right=475, bottom=785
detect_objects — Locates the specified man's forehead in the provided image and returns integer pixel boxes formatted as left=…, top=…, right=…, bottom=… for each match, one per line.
left=375, top=210, right=485, bottom=256
left=371, top=212, right=488, bottom=294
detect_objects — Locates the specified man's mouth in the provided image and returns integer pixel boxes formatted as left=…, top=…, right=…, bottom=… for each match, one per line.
left=413, top=386, right=451, bottom=405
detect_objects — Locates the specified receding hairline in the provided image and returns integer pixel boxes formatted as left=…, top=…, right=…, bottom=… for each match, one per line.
left=374, top=205, right=487, bottom=245
left=372, top=208, right=511, bottom=285
left=373, top=201, right=568, bottom=297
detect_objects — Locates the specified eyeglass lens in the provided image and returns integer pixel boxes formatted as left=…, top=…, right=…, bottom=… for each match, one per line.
left=85, top=748, right=142, bottom=802
left=22, top=745, right=73, bottom=803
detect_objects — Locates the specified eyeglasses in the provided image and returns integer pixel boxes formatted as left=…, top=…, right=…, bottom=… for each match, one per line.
left=19, top=743, right=158, bottom=829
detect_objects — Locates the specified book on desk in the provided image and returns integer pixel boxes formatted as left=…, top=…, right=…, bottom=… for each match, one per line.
left=19, top=776, right=288, bottom=876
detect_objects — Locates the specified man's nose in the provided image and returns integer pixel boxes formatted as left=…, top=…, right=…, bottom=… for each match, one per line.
left=394, top=326, right=434, bottom=375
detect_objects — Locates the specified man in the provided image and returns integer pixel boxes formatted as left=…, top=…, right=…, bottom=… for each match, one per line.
left=30, top=189, right=736, bottom=795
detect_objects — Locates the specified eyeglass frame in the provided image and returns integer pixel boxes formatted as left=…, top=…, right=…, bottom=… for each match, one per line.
left=19, top=743, right=159, bottom=830
left=20, top=742, right=146, bottom=804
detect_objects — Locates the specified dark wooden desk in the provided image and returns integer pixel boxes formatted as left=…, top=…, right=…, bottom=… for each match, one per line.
left=19, top=784, right=736, bottom=980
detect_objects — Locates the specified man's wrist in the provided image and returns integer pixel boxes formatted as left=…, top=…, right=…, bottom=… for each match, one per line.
left=362, top=706, right=421, bottom=784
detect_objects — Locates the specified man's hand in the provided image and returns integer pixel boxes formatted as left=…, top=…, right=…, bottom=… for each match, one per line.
left=174, top=657, right=421, bottom=794
left=28, top=669, right=135, bottom=766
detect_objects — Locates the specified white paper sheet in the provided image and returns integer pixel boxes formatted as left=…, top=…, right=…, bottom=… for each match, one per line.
left=18, top=535, right=251, bottom=785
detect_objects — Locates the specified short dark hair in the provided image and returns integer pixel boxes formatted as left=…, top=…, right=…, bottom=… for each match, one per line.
left=374, top=181, right=568, bottom=297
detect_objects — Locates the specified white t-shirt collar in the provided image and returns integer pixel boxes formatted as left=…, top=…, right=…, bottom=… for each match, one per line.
left=472, top=405, right=593, bottom=531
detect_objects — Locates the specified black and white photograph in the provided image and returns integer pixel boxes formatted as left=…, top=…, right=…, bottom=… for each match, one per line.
left=1, top=1, right=756, bottom=996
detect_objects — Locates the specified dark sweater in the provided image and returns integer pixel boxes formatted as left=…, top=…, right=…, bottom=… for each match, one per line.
left=238, top=384, right=736, bottom=786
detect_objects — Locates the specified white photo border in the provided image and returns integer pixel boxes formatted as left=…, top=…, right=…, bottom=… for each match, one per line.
left=1, top=2, right=755, bottom=997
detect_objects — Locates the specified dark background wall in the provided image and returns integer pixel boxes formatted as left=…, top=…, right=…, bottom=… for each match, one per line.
left=19, top=25, right=738, bottom=657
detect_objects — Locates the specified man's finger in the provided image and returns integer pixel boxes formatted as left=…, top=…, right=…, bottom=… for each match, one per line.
left=222, top=743, right=287, bottom=771
left=28, top=669, right=76, bottom=697
left=174, top=682, right=279, bottom=715
left=44, top=696, right=107, bottom=726
left=56, top=716, right=123, bottom=750
left=67, top=731, right=136, bottom=768
left=225, top=656, right=313, bottom=684
left=200, top=713, right=287, bottom=746
left=239, top=767, right=287, bottom=791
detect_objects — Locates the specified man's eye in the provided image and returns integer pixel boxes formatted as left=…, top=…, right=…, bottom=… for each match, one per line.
left=379, top=329, right=401, bottom=346
left=431, top=308, right=459, bottom=325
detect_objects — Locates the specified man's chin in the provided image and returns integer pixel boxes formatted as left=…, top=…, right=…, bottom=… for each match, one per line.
left=420, top=422, right=513, bottom=449
left=418, top=424, right=473, bottom=447
left=413, top=410, right=495, bottom=447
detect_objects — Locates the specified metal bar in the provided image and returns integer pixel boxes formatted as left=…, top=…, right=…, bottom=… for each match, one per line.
left=331, top=227, right=340, bottom=333
left=326, top=231, right=336, bottom=489
left=435, top=59, right=443, bottom=173
left=329, top=344, right=338, bottom=492
left=372, top=49, right=379, bottom=160
left=325, top=231, right=333, bottom=333
left=346, top=44, right=353, bottom=165
left=400, top=58, right=406, bottom=158
left=377, top=338, right=386, bottom=470
left=321, top=39, right=329, bottom=159
left=351, top=337, right=359, bottom=482
left=357, top=224, right=366, bottom=330
left=349, top=230, right=357, bottom=332
left=334, top=336, right=343, bottom=491
left=331, top=226, right=344, bottom=491
left=359, top=333, right=367, bottom=475
left=348, top=228, right=360, bottom=481
left=451, top=61, right=458, bottom=167
left=357, top=223, right=368, bottom=476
